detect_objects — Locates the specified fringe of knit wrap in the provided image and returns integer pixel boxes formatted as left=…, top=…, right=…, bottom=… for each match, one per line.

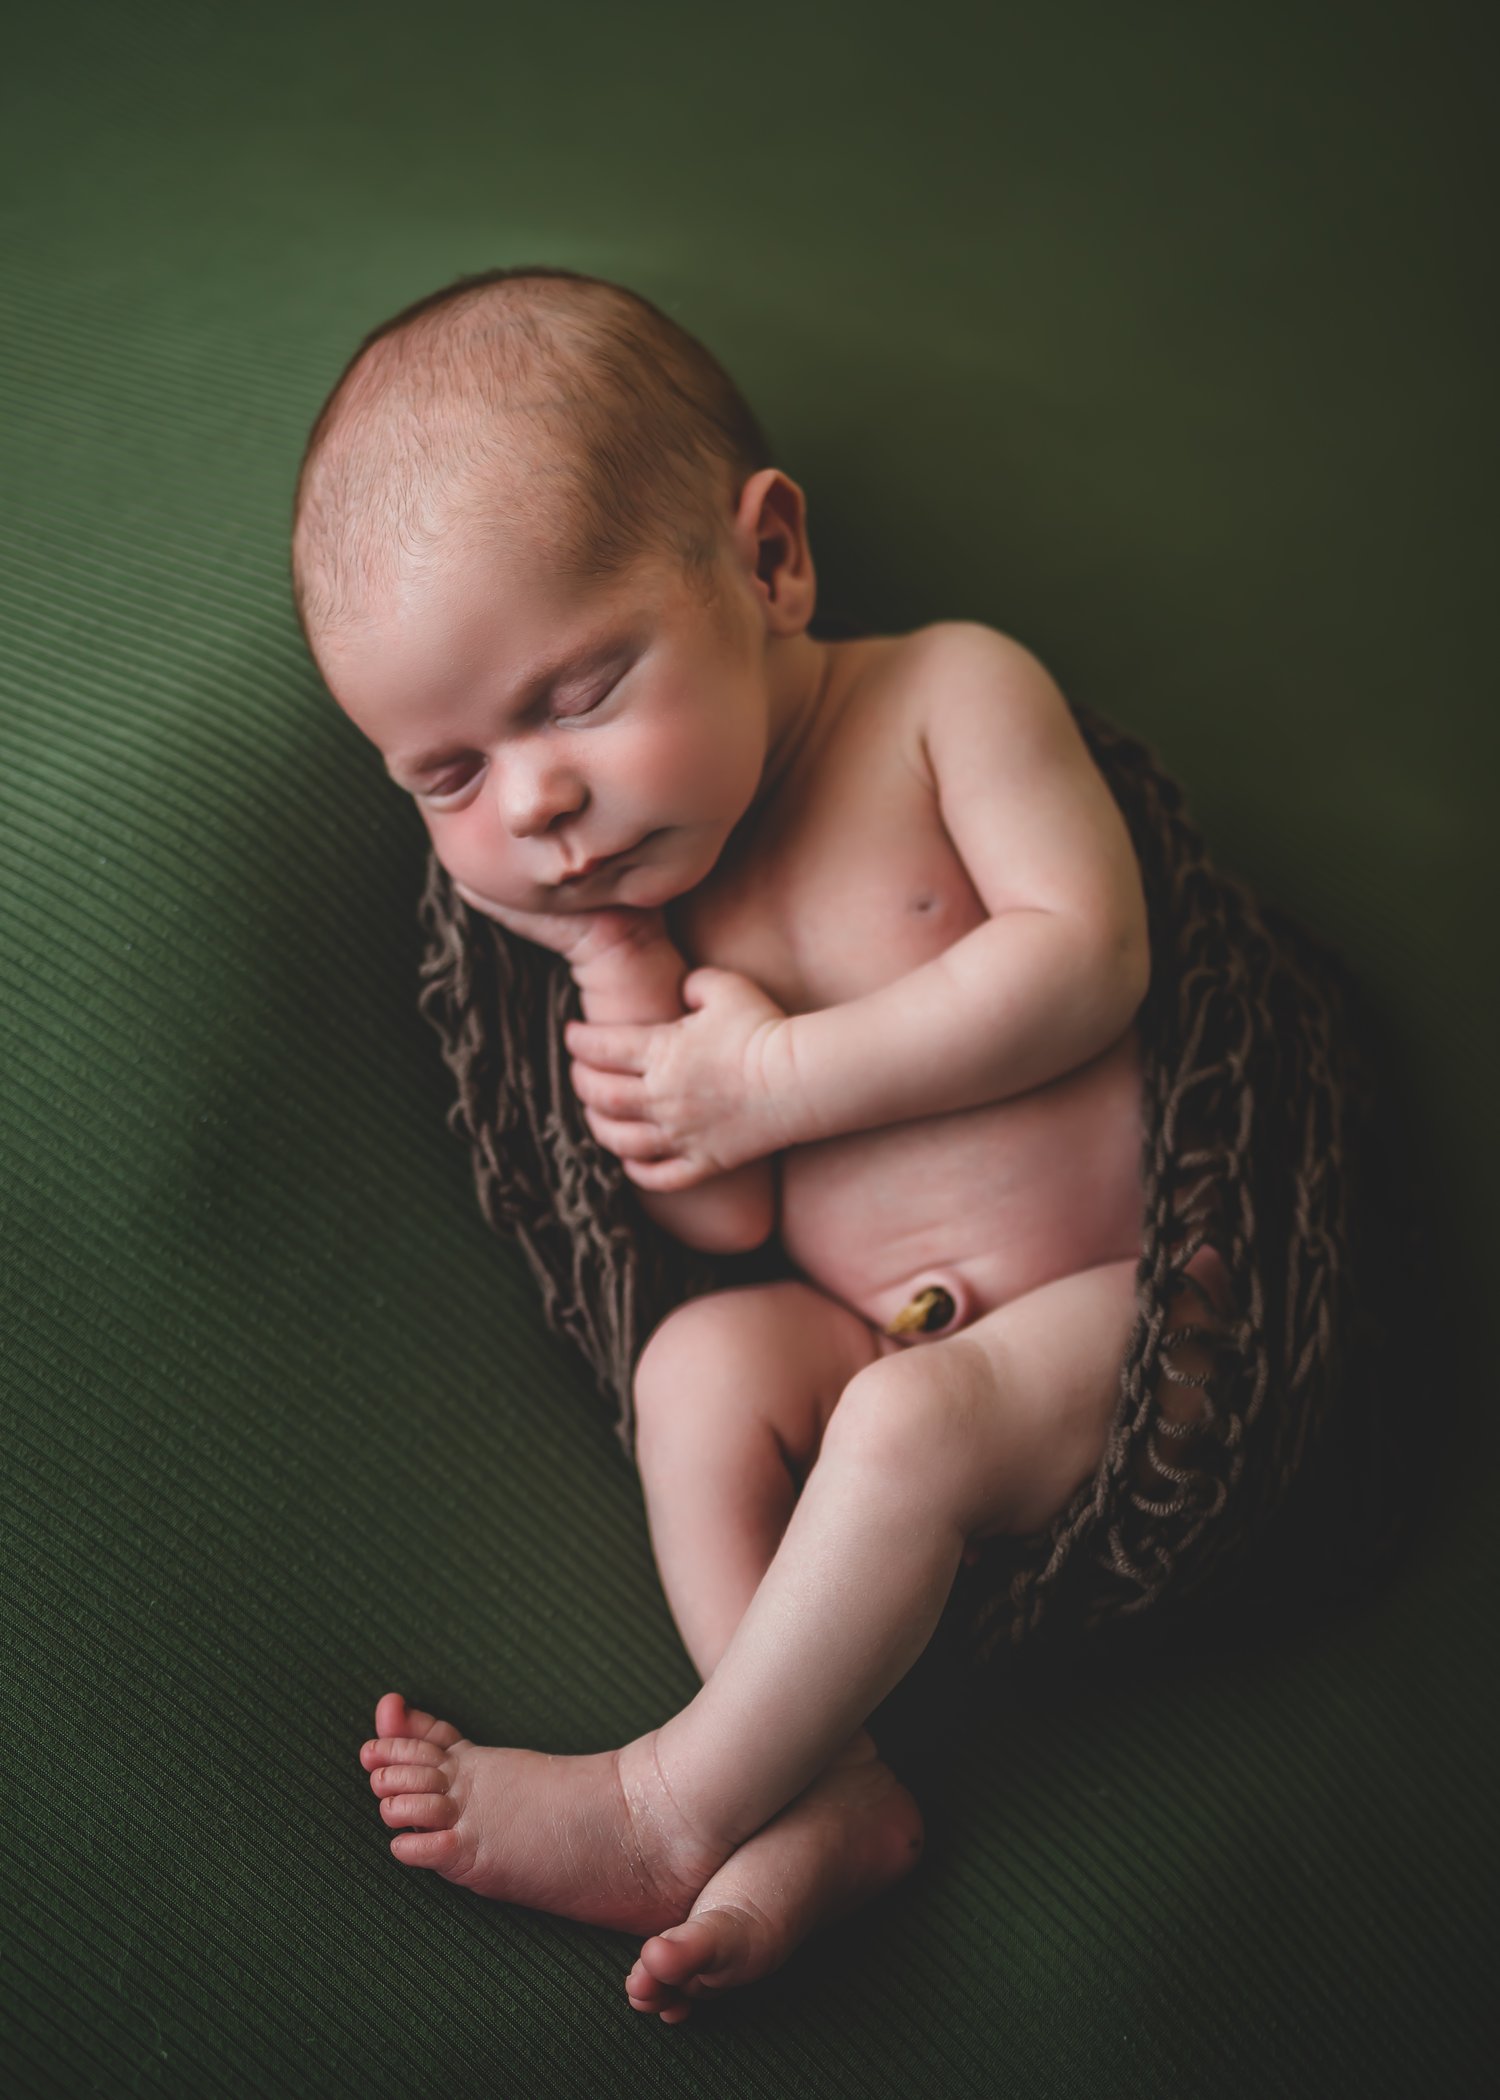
left=414, top=700, right=1399, bottom=1669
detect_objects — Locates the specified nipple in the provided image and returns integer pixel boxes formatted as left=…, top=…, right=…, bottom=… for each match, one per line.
left=883, top=1282, right=959, bottom=1337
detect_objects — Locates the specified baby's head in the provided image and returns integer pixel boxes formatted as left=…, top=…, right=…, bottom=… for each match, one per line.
left=291, top=266, right=831, bottom=913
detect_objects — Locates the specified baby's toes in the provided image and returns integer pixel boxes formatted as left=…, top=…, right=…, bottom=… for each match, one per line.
left=626, top=1975, right=694, bottom=2025
left=624, top=1954, right=688, bottom=2019
left=627, top=1918, right=737, bottom=2021
left=389, top=1826, right=462, bottom=1871
left=380, top=1786, right=458, bottom=1831
left=369, top=1760, right=450, bottom=1801
left=373, top=1691, right=464, bottom=1749
left=359, top=1734, right=444, bottom=1774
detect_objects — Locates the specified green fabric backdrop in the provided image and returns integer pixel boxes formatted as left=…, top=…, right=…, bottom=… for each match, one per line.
left=3, top=2, right=1495, bottom=2093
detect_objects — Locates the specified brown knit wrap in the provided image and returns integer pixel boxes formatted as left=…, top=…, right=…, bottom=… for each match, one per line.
left=413, top=700, right=1401, bottom=1669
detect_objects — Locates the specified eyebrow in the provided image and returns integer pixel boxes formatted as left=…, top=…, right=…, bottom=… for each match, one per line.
left=383, top=633, right=636, bottom=782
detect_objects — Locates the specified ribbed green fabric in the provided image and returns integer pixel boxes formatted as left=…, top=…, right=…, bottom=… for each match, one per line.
left=3, top=3, right=1495, bottom=2093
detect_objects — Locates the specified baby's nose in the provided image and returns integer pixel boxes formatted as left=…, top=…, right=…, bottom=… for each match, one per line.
left=501, top=757, right=587, bottom=837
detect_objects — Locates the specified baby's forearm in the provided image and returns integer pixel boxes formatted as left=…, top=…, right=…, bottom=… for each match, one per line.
left=572, top=933, right=776, bottom=1253
left=774, top=907, right=1149, bottom=1145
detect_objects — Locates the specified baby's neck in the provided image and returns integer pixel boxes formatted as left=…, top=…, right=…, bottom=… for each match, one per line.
left=753, top=631, right=838, bottom=819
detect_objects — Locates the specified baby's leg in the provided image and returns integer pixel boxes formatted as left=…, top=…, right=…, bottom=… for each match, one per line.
left=622, top=1280, right=939, bottom=2019
left=360, top=1280, right=928, bottom=2015
left=648, top=1255, right=1144, bottom=1849
left=625, top=1256, right=1145, bottom=2015
left=630, top=1279, right=887, bottom=1685
left=357, top=1260, right=1154, bottom=2016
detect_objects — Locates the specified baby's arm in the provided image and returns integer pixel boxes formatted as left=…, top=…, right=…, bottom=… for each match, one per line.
left=446, top=878, right=776, bottom=1251
left=767, top=626, right=1150, bottom=1146
left=572, top=930, right=777, bottom=1254
left=556, top=630, right=1146, bottom=1184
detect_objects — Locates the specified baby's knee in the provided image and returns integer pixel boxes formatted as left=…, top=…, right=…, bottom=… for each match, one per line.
left=821, top=1340, right=991, bottom=1488
left=634, top=1289, right=746, bottom=1412
left=632, top=1279, right=886, bottom=1468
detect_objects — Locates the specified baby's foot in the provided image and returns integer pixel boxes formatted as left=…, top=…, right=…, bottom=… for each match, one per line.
left=358, top=1692, right=735, bottom=1934
left=624, top=1733, right=925, bottom=2023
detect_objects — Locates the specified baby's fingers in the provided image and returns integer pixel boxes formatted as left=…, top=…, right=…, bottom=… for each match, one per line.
left=581, top=1105, right=677, bottom=1162
left=570, top=1060, right=650, bottom=1121
left=564, top=1019, right=646, bottom=1073
left=622, top=1154, right=706, bottom=1193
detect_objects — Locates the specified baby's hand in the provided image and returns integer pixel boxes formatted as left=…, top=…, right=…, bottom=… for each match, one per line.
left=564, top=966, right=804, bottom=1190
left=449, top=878, right=664, bottom=976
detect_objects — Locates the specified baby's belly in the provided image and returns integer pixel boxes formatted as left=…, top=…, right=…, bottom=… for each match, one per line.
left=776, top=1024, right=1147, bottom=1344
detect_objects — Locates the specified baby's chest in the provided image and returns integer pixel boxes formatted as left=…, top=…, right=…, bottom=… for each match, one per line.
left=668, top=758, right=990, bottom=1017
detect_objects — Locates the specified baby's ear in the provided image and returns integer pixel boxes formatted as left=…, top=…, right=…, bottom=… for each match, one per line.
left=735, top=469, right=816, bottom=632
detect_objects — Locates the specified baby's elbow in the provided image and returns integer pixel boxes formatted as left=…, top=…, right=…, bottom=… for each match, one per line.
left=634, top=1167, right=777, bottom=1255
left=717, top=1170, right=778, bottom=1254
left=1092, top=911, right=1150, bottom=1035
left=724, top=1205, right=777, bottom=1255
left=1118, top=918, right=1151, bottom=1018
left=681, top=1198, right=775, bottom=1257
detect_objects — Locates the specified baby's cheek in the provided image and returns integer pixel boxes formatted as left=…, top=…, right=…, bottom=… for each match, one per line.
left=426, top=815, right=517, bottom=900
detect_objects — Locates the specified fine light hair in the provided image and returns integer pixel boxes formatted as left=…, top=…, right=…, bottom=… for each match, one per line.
left=289, top=265, right=776, bottom=658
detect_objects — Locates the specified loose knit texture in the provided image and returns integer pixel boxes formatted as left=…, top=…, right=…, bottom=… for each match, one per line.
left=414, top=698, right=1416, bottom=1671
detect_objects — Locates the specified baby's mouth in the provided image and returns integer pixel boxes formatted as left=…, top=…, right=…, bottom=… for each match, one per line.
left=558, top=830, right=660, bottom=886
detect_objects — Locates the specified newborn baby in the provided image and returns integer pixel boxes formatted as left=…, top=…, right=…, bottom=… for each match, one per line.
left=292, top=265, right=1229, bottom=2022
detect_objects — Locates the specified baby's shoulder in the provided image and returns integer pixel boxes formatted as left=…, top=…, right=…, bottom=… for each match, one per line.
left=836, top=618, right=1043, bottom=743
left=842, top=617, right=1037, bottom=686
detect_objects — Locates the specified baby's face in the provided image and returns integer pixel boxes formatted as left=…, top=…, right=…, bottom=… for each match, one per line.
left=316, top=533, right=775, bottom=914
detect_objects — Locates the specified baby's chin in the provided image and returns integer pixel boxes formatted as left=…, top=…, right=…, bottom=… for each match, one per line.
left=589, top=863, right=697, bottom=910
left=514, top=866, right=680, bottom=917
left=574, top=833, right=713, bottom=909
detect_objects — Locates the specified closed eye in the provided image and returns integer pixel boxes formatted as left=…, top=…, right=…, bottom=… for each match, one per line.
left=410, top=678, right=621, bottom=803
left=554, top=677, right=617, bottom=721
left=414, top=763, right=483, bottom=803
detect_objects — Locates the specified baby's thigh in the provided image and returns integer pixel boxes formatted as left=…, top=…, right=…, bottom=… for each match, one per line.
left=633, top=1280, right=886, bottom=1480
left=830, top=1257, right=1144, bottom=1544
left=851, top=1245, right=1235, bottom=1542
